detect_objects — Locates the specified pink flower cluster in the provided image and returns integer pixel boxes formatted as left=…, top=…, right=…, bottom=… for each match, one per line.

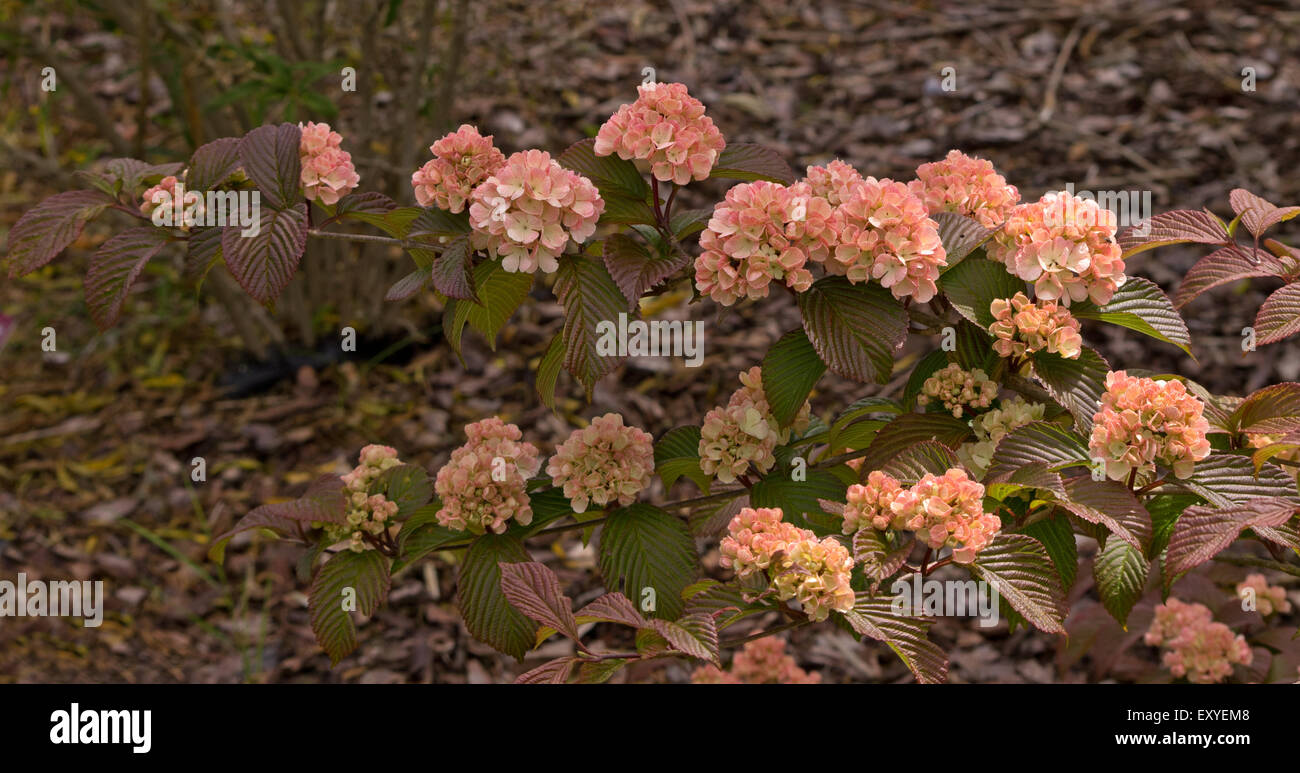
left=411, top=124, right=507, bottom=213
left=698, top=367, right=809, bottom=484
left=298, top=121, right=360, bottom=206
left=593, top=81, right=726, bottom=185
left=989, top=292, right=1083, bottom=360
left=335, top=444, right=403, bottom=552
left=719, top=507, right=855, bottom=621
left=545, top=413, right=654, bottom=513
left=691, top=637, right=821, bottom=684
left=467, top=149, right=604, bottom=274
left=1145, top=599, right=1252, bottom=683
left=842, top=468, right=1001, bottom=564
left=917, top=363, right=998, bottom=418
left=822, top=176, right=946, bottom=303
left=1236, top=573, right=1292, bottom=617
left=908, top=150, right=1020, bottom=229
left=988, top=191, right=1126, bottom=306
left=803, top=160, right=865, bottom=206
left=140, top=175, right=180, bottom=216
left=1088, top=371, right=1212, bottom=481
left=434, top=418, right=542, bottom=534
left=693, top=180, right=830, bottom=304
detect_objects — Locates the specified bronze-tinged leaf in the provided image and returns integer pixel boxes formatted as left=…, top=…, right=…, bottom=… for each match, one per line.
left=1175, top=453, right=1300, bottom=508
left=1059, top=475, right=1153, bottom=552
left=1030, top=346, right=1110, bottom=433
left=709, top=143, right=796, bottom=185
left=499, top=561, right=581, bottom=642
left=1071, top=277, right=1192, bottom=356
left=842, top=594, right=948, bottom=684
left=931, top=211, right=995, bottom=268
left=185, top=226, right=224, bottom=282
left=237, top=123, right=302, bottom=209
left=1173, top=245, right=1286, bottom=309
left=852, top=530, right=913, bottom=592
left=859, top=412, right=973, bottom=473
left=515, top=657, right=577, bottom=684
left=1232, top=383, right=1300, bottom=435
left=575, top=592, right=648, bottom=629
left=385, top=265, right=431, bottom=302
left=186, top=137, right=242, bottom=193
left=650, top=612, right=719, bottom=664
left=1164, top=497, right=1298, bottom=591
left=209, top=475, right=347, bottom=562
left=985, top=421, right=1090, bottom=482
left=221, top=204, right=308, bottom=304
left=1116, top=209, right=1230, bottom=258
left=1254, top=282, right=1300, bottom=345
left=425, top=234, right=476, bottom=301
left=1228, top=188, right=1300, bottom=239
left=602, top=232, right=690, bottom=307
left=967, top=533, right=1067, bottom=634
left=84, top=226, right=172, bottom=330
left=878, top=440, right=962, bottom=484
left=797, top=276, right=908, bottom=384
left=3, top=190, right=113, bottom=277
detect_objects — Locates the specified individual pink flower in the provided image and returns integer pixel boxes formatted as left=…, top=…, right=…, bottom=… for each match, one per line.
left=467, top=149, right=604, bottom=274
left=411, top=124, right=507, bottom=212
left=1145, top=599, right=1252, bottom=683
left=908, top=150, right=1020, bottom=229
left=1088, top=371, right=1212, bottom=481
left=988, top=191, right=1126, bottom=306
left=593, top=81, right=726, bottom=185
left=719, top=507, right=854, bottom=621
left=298, top=121, right=360, bottom=206
left=819, top=177, right=946, bottom=303
left=989, top=292, right=1083, bottom=360
left=916, top=363, right=998, bottom=418
left=1236, top=573, right=1292, bottom=617
left=803, top=160, right=866, bottom=207
left=692, top=637, right=821, bottom=684
left=546, top=413, right=654, bottom=513
left=434, top=418, right=542, bottom=534
left=694, top=180, right=826, bottom=305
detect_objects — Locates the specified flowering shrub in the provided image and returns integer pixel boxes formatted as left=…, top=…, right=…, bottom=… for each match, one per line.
left=12, top=79, right=1300, bottom=684
left=691, top=637, right=821, bottom=684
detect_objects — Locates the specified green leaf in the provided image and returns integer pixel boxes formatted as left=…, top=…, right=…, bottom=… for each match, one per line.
left=221, top=203, right=308, bottom=304
left=554, top=254, right=629, bottom=397
left=237, top=123, right=302, bottom=209
left=84, top=226, right=172, bottom=330
left=709, top=143, right=796, bottom=184
left=392, top=520, right=463, bottom=574
left=535, top=332, right=564, bottom=412
left=556, top=138, right=655, bottom=225
left=903, top=349, right=949, bottom=405
left=1021, top=515, right=1078, bottom=591
left=954, top=319, right=997, bottom=373
left=1145, top=493, right=1201, bottom=560
left=967, top=533, right=1067, bottom=634
left=798, top=276, right=908, bottom=384
left=762, top=328, right=825, bottom=427
left=598, top=504, right=697, bottom=620
left=938, top=255, right=1025, bottom=328
left=1030, top=346, right=1110, bottom=433
left=750, top=469, right=846, bottom=535
left=408, top=206, right=473, bottom=239
left=1071, top=277, right=1192, bottom=356
left=309, top=549, right=390, bottom=665
left=457, top=534, right=537, bottom=660
left=3, top=190, right=113, bottom=277
left=1094, top=537, right=1148, bottom=628
left=444, top=259, right=533, bottom=353
left=842, top=594, right=948, bottom=684
left=654, top=426, right=710, bottom=492
left=370, top=464, right=433, bottom=516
